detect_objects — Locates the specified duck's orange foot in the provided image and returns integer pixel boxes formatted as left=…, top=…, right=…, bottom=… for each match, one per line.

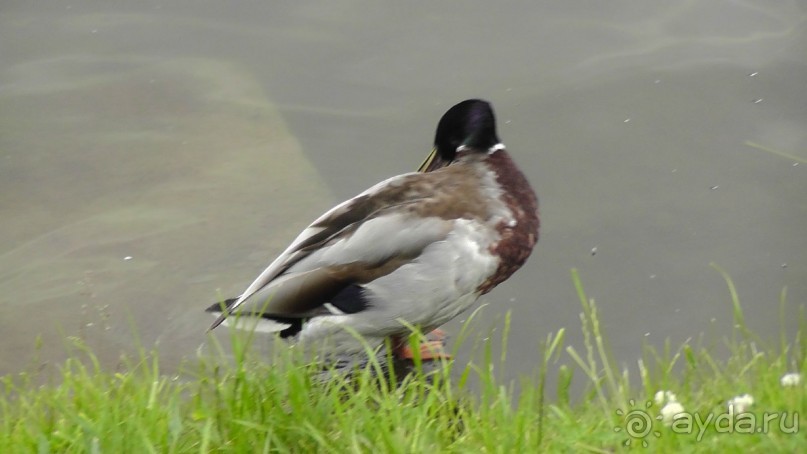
left=391, top=332, right=451, bottom=360
left=426, top=328, right=447, bottom=342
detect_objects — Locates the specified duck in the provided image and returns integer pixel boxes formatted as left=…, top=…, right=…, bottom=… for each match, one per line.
left=206, top=99, right=539, bottom=360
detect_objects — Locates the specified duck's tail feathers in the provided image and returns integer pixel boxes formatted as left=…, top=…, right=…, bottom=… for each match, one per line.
left=206, top=299, right=303, bottom=337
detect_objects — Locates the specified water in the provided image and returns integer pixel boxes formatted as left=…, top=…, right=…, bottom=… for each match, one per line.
left=1, top=1, right=805, bottom=381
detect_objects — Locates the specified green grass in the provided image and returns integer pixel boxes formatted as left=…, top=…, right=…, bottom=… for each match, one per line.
left=2, top=268, right=805, bottom=452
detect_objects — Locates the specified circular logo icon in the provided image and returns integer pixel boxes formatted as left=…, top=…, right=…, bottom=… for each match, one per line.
left=614, top=399, right=662, bottom=447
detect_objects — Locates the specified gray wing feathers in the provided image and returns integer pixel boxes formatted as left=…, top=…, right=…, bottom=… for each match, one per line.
left=210, top=172, right=447, bottom=327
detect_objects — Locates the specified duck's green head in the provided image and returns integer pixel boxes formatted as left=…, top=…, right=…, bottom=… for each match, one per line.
left=420, top=99, right=501, bottom=172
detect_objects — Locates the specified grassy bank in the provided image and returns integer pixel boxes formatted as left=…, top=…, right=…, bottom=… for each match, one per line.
left=2, top=268, right=805, bottom=452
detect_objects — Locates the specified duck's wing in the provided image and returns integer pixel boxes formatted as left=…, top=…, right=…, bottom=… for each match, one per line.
left=208, top=171, right=454, bottom=330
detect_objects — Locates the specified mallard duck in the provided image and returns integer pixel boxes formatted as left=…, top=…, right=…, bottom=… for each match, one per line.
left=207, top=99, right=539, bottom=359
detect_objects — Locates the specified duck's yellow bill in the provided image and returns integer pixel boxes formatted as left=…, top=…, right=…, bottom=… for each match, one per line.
left=417, top=148, right=451, bottom=172
left=417, top=148, right=437, bottom=172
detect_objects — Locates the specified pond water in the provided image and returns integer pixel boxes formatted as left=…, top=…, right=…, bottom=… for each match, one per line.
left=1, top=1, right=805, bottom=384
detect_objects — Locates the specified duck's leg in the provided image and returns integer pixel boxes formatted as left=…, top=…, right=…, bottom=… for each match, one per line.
left=391, top=329, right=451, bottom=360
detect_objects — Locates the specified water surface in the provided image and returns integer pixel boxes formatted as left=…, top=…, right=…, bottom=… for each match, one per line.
left=1, top=1, right=805, bottom=381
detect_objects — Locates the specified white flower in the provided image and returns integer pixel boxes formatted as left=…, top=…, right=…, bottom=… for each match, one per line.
left=654, top=390, right=678, bottom=406
left=727, top=394, right=754, bottom=414
left=660, top=401, right=686, bottom=426
left=780, top=373, right=802, bottom=387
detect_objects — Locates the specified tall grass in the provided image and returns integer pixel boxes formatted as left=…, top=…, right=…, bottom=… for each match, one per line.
left=1, top=269, right=804, bottom=452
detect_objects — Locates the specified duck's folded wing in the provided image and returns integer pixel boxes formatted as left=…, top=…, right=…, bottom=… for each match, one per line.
left=210, top=251, right=425, bottom=321
left=209, top=172, right=449, bottom=329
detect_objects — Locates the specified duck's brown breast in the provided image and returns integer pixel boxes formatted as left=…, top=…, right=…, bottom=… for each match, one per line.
left=477, top=150, right=539, bottom=294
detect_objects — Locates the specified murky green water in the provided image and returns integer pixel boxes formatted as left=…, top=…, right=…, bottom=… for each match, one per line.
left=1, top=1, right=805, bottom=379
